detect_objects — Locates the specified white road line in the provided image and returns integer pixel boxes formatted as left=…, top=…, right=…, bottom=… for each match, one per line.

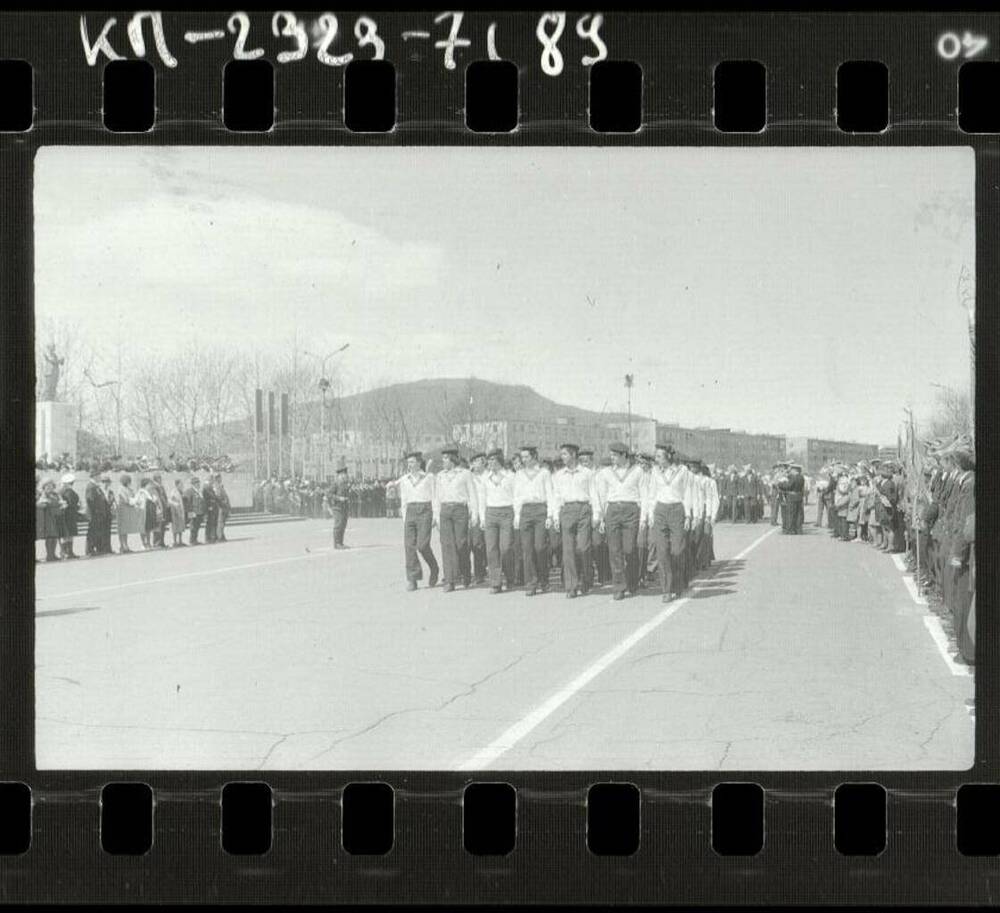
left=892, top=555, right=970, bottom=677
left=37, top=548, right=333, bottom=601
left=922, top=615, right=972, bottom=677
left=454, top=526, right=779, bottom=771
left=891, top=553, right=908, bottom=572
left=902, top=574, right=928, bottom=606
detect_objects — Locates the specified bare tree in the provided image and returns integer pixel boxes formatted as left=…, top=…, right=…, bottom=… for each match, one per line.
left=925, top=385, right=973, bottom=442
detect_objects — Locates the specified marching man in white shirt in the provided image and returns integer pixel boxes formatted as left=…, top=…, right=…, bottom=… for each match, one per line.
left=552, top=443, right=600, bottom=599
left=513, top=445, right=554, bottom=597
left=434, top=446, right=479, bottom=592
left=697, top=462, right=720, bottom=571
left=643, top=443, right=695, bottom=603
left=395, top=451, right=439, bottom=591
left=480, top=449, right=516, bottom=594
left=594, top=441, right=645, bottom=601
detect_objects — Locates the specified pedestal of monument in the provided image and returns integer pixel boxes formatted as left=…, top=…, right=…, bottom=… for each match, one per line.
left=35, top=401, right=77, bottom=463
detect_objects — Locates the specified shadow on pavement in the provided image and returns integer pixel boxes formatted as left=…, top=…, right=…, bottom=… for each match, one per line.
left=37, top=606, right=102, bottom=618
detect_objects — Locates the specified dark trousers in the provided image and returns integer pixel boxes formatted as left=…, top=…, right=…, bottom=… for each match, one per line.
left=509, top=529, right=524, bottom=585
left=741, top=495, right=755, bottom=523
left=783, top=496, right=803, bottom=533
left=771, top=496, right=780, bottom=525
left=485, top=505, right=514, bottom=588
left=653, top=501, right=686, bottom=596
left=189, top=513, right=204, bottom=543
left=86, top=522, right=100, bottom=555
left=560, top=502, right=593, bottom=594
left=404, top=502, right=438, bottom=583
left=469, top=524, right=487, bottom=582
left=519, top=502, right=549, bottom=590
left=727, top=495, right=739, bottom=522
left=205, top=505, right=218, bottom=542
left=439, top=502, right=471, bottom=585
left=816, top=498, right=826, bottom=526
left=331, top=507, right=348, bottom=546
left=605, top=501, right=640, bottom=594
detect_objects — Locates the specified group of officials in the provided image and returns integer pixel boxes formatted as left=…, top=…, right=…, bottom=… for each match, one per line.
left=36, top=471, right=232, bottom=561
left=387, top=442, right=721, bottom=603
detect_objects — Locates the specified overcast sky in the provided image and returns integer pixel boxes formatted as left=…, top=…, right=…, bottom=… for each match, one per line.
left=35, top=146, right=974, bottom=444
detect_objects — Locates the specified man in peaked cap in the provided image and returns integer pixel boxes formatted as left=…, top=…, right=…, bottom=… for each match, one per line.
left=584, top=448, right=611, bottom=587
left=594, top=441, right=644, bottom=600
left=513, top=444, right=554, bottom=596
left=328, top=457, right=351, bottom=549
left=552, top=442, right=599, bottom=598
left=467, top=452, right=488, bottom=584
left=434, top=446, right=479, bottom=591
left=393, top=451, right=439, bottom=590
left=777, top=463, right=805, bottom=533
left=480, top=448, right=516, bottom=593
left=644, top=442, right=696, bottom=602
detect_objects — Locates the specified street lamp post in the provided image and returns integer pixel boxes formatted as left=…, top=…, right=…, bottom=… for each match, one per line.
left=303, top=343, right=350, bottom=480
left=624, top=373, right=634, bottom=452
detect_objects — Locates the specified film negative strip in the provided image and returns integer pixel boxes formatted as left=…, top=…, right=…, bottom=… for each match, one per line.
left=1, top=8, right=997, bottom=905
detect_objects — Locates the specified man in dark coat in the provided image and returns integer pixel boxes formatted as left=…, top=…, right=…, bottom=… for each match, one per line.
left=328, top=460, right=351, bottom=549
left=84, top=471, right=112, bottom=556
left=151, top=472, right=171, bottom=548
left=778, top=464, right=805, bottom=534
left=184, top=477, right=206, bottom=544
left=202, top=477, right=219, bottom=543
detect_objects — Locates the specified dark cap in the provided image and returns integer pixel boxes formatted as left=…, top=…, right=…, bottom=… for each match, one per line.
left=405, top=451, right=423, bottom=460
left=470, top=452, right=486, bottom=461
left=655, top=443, right=675, bottom=454
left=441, top=447, right=460, bottom=457
left=560, top=443, right=579, bottom=452
left=608, top=441, right=628, bottom=455
left=518, top=444, right=537, bottom=455
left=578, top=448, right=594, bottom=457
left=487, top=448, right=504, bottom=461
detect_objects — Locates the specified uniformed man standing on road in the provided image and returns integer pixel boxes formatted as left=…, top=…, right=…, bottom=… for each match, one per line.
left=594, top=442, right=644, bottom=600
left=328, top=458, right=351, bottom=549
left=435, top=446, right=479, bottom=592
left=778, top=463, right=805, bottom=534
left=552, top=443, right=599, bottom=598
left=394, top=452, right=439, bottom=591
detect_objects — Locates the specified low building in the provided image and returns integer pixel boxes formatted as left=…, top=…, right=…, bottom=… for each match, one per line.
left=785, top=437, right=880, bottom=474
left=656, top=424, right=785, bottom=471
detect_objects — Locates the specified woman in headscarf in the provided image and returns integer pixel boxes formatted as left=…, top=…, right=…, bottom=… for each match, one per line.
left=116, top=473, right=139, bottom=553
left=168, top=478, right=187, bottom=547
left=833, top=473, right=851, bottom=541
left=134, top=478, right=160, bottom=550
left=855, top=474, right=872, bottom=542
left=37, top=479, right=65, bottom=562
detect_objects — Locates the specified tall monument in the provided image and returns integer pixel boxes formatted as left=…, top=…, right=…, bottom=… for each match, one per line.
left=36, top=343, right=77, bottom=463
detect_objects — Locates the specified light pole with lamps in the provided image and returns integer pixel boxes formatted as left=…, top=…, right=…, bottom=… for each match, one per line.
left=624, top=373, right=634, bottom=452
left=303, top=343, right=350, bottom=479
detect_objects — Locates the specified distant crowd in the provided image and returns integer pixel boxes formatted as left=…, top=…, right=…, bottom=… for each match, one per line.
left=36, top=470, right=233, bottom=561
left=35, top=451, right=238, bottom=474
left=253, top=476, right=399, bottom=519
left=814, top=435, right=975, bottom=664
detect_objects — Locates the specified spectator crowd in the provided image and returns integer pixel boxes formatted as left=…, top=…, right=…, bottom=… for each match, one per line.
left=36, top=470, right=233, bottom=561
left=253, top=476, right=400, bottom=519
left=35, top=451, right=238, bottom=475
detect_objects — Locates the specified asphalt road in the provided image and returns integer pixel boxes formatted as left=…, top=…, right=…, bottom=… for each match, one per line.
left=35, top=514, right=974, bottom=770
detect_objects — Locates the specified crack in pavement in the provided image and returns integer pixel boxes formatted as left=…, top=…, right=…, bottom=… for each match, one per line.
left=717, top=740, right=733, bottom=769
left=302, top=647, right=545, bottom=765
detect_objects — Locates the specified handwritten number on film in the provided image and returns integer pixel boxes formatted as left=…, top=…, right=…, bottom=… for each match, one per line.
left=80, top=11, right=607, bottom=73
